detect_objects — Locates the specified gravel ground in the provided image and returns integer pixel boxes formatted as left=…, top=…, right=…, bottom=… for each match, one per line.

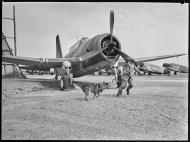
left=2, top=74, right=188, bottom=140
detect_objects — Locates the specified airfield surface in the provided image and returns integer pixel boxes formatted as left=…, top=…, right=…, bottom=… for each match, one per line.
left=2, top=74, right=188, bottom=140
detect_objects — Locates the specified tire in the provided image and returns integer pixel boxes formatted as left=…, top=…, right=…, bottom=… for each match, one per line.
left=60, top=77, right=64, bottom=90
left=39, top=71, right=43, bottom=75
left=55, top=74, right=58, bottom=80
left=148, top=72, right=151, bottom=76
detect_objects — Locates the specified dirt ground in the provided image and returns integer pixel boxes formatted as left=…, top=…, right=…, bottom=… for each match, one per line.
left=2, top=74, right=188, bottom=140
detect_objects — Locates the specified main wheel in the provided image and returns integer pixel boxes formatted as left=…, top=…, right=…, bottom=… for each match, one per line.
left=148, top=72, right=151, bottom=76
left=55, top=74, right=58, bottom=80
left=60, top=77, right=64, bottom=90
left=99, top=71, right=102, bottom=75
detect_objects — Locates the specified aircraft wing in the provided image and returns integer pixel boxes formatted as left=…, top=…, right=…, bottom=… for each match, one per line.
left=134, top=53, right=186, bottom=63
left=2, top=48, right=106, bottom=70
left=2, top=55, right=79, bottom=69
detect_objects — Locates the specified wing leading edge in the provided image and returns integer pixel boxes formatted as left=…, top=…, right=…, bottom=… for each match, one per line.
left=134, top=53, right=186, bottom=63
left=2, top=55, right=80, bottom=69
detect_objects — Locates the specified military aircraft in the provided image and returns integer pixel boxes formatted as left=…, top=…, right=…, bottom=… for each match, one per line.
left=2, top=10, right=186, bottom=89
left=19, top=65, right=54, bottom=75
left=97, top=57, right=186, bottom=76
left=18, top=65, right=45, bottom=75
left=138, top=62, right=170, bottom=75
left=162, top=63, right=188, bottom=75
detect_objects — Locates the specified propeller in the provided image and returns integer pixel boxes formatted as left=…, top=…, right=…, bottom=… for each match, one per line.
left=104, top=10, right=139, bottom=67
left=110, top=10, right=114, bottom=43
left=110, top=10, right=138, bottom=66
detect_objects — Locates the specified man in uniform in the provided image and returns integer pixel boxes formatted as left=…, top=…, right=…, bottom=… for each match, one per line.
left=114, top=67, right=122, bottom=88
left=116, top=61, right=140, bottom=96
left=60, top=61, right=73, bottom=90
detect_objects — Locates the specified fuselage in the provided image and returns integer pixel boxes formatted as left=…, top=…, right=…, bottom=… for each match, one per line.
left=163, top=63, right=188, bottom=73
left=139, top=62, right=164, bottom=74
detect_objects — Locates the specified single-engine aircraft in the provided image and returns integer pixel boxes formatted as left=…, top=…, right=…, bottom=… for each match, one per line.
left=19, top=65, right=54, bottom=75
left=163, top=63, right=188, bottom=75
left=2, top=10, right=186, bottom=89
left=138, top=62, right=170, bottom=75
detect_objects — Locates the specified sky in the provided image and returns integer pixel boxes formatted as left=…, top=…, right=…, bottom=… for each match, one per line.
left=2, top=2, right=189, bottom=66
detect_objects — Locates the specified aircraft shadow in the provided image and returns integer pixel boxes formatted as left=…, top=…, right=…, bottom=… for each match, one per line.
left=102, top=94, right=119, bottom=98
left=22, top=79, right=60, bottom=90
left=39, top=81, right=60, bottom=90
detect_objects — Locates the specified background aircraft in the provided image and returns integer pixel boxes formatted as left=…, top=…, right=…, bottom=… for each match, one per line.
left=97, top=56, right=186, bottom=76
left=163, top=63, right=188, bottom=75
left=19, top=65, right=54, bottom=75
left=2, top=11, right=186, bottom=89
left=138, top=62, right=170, bottom=75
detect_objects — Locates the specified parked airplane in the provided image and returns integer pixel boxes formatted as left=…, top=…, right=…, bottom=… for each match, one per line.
left=97, top=58, right=185, bottom=76
left=19, top=65, right=45, bottom=75
left=2, top=11, right=186, bottom=89
left=19, top=66, right=54, bottom=75
left=138, top=62, right=170, bottom=75
left=163, top=63, right=188, bottom=75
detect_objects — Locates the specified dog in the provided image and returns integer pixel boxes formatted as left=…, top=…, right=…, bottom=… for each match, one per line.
left=74, top=81, right=110, bottom=101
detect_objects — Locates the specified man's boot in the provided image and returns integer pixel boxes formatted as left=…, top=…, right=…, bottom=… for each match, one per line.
left=117, top=88, right=122, bottom=97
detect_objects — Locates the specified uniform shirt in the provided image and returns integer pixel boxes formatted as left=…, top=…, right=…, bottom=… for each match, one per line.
left=122, top=63, right=133, bottom=81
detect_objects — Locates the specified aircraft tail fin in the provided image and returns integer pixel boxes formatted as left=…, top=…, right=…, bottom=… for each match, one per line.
left=56, top=35, right=63, bottom=58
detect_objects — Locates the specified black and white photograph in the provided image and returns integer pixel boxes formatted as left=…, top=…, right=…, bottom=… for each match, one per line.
left=2, top=2, right=188, bottom=140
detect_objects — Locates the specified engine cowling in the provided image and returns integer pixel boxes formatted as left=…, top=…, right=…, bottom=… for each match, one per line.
left=100, top=34, right=121, bottom=60
left=81, top=34, right=121, bottom=61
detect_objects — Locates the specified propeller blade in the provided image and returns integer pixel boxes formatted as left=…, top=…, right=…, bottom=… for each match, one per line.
left=110, top=10, right=114, bottom=42
left=134, top=65, right=143, bottom=75
left=114, top=47, right=138, bottom=66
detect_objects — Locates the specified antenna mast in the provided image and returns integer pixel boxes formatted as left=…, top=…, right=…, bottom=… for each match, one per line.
left=13, top=5, right=17, bottom=56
